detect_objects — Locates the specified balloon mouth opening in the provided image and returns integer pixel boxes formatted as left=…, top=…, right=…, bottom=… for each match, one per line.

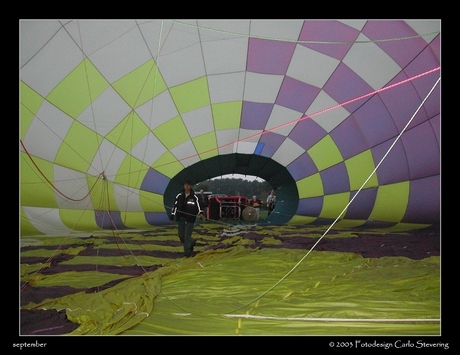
left=164, top=153, right=299, bottom=225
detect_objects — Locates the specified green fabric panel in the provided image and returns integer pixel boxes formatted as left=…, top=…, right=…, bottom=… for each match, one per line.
left=60, top=209, right=99, bottom=231
left=212, top=101, right=242, bottom=130
left=66, top=272, right=161, bottom=335
left=55, top=121, right=102, bottom=173
left=115, top=155, right=149, bottom=189
left=297, top=173, right=323, bottom=199
left=46, top=59, right=108, bottom=119
left=321, top=192, right=351, bottom=219
left=20, top=82, right=43, bottom=140
left=87, top=178, right=119, bottom=211
left=152, top=150, right=185, bottom=178
left=139, top=191, right=166, bottom=213
left=192, top=131, right=218, bottom=160
left=308, top=135, right=343, bottom=171
left=123, top=247, right=439, bottom=335
left=289, top=215, right=317, bottom=224
left=345, top=150, right=379, bottom=190
left=23, top=270, right=124, bottom=288
left=369, top=181, right=409, bottom=222
left=153, top=115, right=190, bottom=150
left=113, top=59, right=167, bottom=108
left=106, top=111, right=150, bottom=153
left=20, top=154, right=58, bottom=208
left=20, top=208, right=44, bottom=236
left=61, top=255, right=175, bottom=267
left=21, top=226, right=439, bottom=335
left=170, top=77, right=210, bottom=114
left=334, top=219, right=367, bottom=228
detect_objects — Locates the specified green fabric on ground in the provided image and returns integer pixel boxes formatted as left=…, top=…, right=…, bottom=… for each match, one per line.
left=21, top=225, right=440, bottom=335
left=122, top=247, right=439, bottom=335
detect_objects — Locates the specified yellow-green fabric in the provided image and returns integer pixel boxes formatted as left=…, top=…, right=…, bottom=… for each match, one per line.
left=21, top=225, right=439, bottom=335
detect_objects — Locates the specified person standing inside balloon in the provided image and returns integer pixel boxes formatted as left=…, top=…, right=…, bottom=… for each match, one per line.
left=266, top=189, right=277, bottom=215
left=249, top=195, right=262, bottom=220
left=197, top=189, right=209, bottom=219
left=169, top=180, right=205, bottom=257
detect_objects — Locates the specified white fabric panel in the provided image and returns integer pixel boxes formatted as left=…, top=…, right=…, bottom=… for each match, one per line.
left=77, top=86, right=132, bottom=136
left=54, top=165, right=94, bottom=210
left=198, top=19, right=250, bottom=38
left=250, top=19, right=304, bottom=41
left=21, top=26, right=83, bottom=97
left=208, top=72, right=246, bottom=103
left=66, top=20, right=138, bottom=57
left=243, top=72, right=284, bottom=103
left=130, top=132, right=168, bottom=167
left=20, top=20, right=66, bottom=66
left=23, top=101, right=74, bottom=163
left=114, top=185, right=144, bottom=212
left=405, top=20, right=440, bottom=43
left=86, top=22, right=153, bottom=83
left=22, top=207, right=74, bottom=236
left=272, top=137, right=306, bottom=167
left=287, top=44, right=340, bottom=88
left=201, top=35, right=248, bottom=76
left=181, top=106, right=214, bottom=138
left=215, top=128, right=240, bottom=155
left=158, top=42, right=206, bottom=87
left=308, top=91, right=349, bottom=133
left=265, top=104, right=302, bottom=137
left=136, top=91, right=179, bottom=130
left=338, top=20, right=366, bottom=31
left=87, top=139, right=126, bottom=178
left=343, top=33, right=401, bottom=90
left=170, top=140, right=199, bottom=167
left=234, top=141, right=257, bottom=154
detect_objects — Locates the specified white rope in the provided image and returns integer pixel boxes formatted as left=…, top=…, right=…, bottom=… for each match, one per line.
left=222, top=76, right=441, bottom=316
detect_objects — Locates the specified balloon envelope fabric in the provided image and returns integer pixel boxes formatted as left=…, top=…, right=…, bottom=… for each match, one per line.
left=20, top=223, right=440, bottom=335
left=20, top=20, right=440, bottom=236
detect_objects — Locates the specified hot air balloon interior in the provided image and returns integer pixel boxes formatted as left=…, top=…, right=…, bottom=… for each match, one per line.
left=20, top=19, right=440, bottom=336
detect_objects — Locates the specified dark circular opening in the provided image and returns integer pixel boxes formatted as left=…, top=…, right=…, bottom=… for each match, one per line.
left=164, top=153, right=299, bottom=224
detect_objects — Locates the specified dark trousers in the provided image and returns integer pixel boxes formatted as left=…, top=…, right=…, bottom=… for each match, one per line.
left=177, top=217, right=195, bottom=255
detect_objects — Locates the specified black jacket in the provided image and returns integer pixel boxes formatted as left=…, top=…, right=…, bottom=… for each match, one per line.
left=170, top=189, right=203, bottom=223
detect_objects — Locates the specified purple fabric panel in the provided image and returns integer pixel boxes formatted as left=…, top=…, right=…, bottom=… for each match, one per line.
left=140, top=168, right=170, bottom=194
left=288, top=117, right=327, bottom=150
left=323, top=63, right=374, bottom=113
left=320, top=162, right=350, bottom=195
left=344, top=188, right=378, bottom=220
left=241, top=101, right=273, bottom=130
left=352, top=94, right=399, bottom=148
left=298, top=20, right=358, bottom=61
left=372, top=139, right=410, bottom=185
left=247, top=38, right=296, bottom=74
left=276, top=76, right=321, bottom=113
left=428, top=35, right=440, bottom=61
left=362, top=20, right=421, bottom=68
left=94, top=210, right=126, bottom=229
left=296, top=196, right=323, bottom=217
left=379, top=70, right=427, bottom=134
left=403, top=175, right=440, bottom=224
left=402, top=120, right=440, bottom=180
left=404, top=50, right=440, bottom=122
left=258, top=132, right=286, bottom=157
left=430, top=114, right=440, bottom=145
left=287, top=153, right=319, bottom=181
left=330, top=115, right=370, bottom=160
left=145, top=212, right=170, bottom=225
left=360, top=220, right=397, bottom=229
